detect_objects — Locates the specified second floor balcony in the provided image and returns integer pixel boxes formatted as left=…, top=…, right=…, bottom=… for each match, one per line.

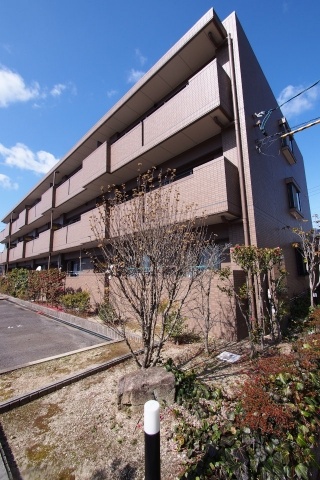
left=0, top=224, right=10, bottom=243
left=25, top=230, right=51, bottom=258
left=52, top=207, right=104, bottom=252
left=8, top=242, right=24, bottom=262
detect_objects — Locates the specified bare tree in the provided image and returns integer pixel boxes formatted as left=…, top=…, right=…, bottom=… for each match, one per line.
left=90, top=168, right=211, bottom=368
left=193, top=243, right=231, bottom=354
left=293, top=215, right=320, bottom=309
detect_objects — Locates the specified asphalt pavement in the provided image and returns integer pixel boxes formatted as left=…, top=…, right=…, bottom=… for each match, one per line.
left=0, top=299, right=105, bottom=370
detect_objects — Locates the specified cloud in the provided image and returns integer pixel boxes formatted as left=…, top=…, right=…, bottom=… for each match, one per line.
left=0, top=66, right=41, bottom=107
left=107, top=89, right=118, bottom=98
left=50, top=83, right=67, bottom=97
left=135, top=49, right=147, bottom=66
left=50, top=82, right=77, bottom=98
left=0, top=173, right=18, bottom=190
left=127, top=68, right=145, bottom=84
left=0, top=143, right=59, bottom=174
left=277, top=83, right=320, bottom=119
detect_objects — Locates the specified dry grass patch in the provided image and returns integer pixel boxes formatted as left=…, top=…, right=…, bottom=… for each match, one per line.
left=0, top=341, right=132, bottom=402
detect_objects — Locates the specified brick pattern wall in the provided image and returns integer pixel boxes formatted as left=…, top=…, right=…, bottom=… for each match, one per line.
left=11, top=210, right=27, bottom=235
left=28, top=187, right=53, bottom=224
left=222, top=13, right=311, bottom=297
left=110, top=59, right=232, bottom=173
left=25, top=229, right=50, bottom=257
left=8, top=242, right=24, bottom=262
left=0, top=224, right=10, bottom=243
left=53, top=207, right=103, bottom=252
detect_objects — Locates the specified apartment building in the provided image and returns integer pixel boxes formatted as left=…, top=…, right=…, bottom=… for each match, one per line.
left=0, top=9, right=311, bottom=338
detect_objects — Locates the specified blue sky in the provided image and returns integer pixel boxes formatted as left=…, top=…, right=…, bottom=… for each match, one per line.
left=0, top=0, right=319, bottom=239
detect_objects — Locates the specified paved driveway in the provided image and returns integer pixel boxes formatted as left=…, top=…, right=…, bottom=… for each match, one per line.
left=0, top=299, right=105, bottom=370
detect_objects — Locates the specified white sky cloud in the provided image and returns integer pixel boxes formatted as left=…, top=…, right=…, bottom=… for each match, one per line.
left=135, top=48, right=147, bottom=66
left=0, top=66, right=40, bottom=107
left=50, top=83, right=67, bottom=97
left=50, top=82, right=77, bottom=98
left=0, top=173, right=18, bottom=190
left=0, top=143, right=59, bottom=174
left=107, top=89, right=118, bottom=98
left=127, top=68, right=145, bottom=84
left=277, top=83, right=320, bottom=119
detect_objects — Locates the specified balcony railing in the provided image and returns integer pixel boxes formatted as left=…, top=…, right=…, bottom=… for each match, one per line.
left=110, top=59, right=232, bottom=172
left=0, top=249, right=7, bottom=265
left=0, top=224, right=10, bottom=243
left=25, top=230, right=51, bottom=257
left=11, top=210, right=27, bottom=235
left=9, top=242, right=24, bottom=262
left=108, top=156, right=240, bottom=236
left=52, top=207, right=103, bottom=251
left=55, top=142, right=108, bottom=207
left=28, top=188, right=53, bottom=224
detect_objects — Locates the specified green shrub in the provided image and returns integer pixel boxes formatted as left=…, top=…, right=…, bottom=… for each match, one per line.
left=174, top=321, right=320, bottom=479
left=60, top=290, right=90, bottom=313
left=159, top=300, right=188, bottom=344
left=3, top=268, right=29, bottom=298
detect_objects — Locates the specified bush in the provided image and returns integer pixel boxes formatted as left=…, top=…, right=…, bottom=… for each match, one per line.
left=174, top=315, right=320, bottom=479
left=1, top=268, right=29, bottom=298
left=60, top=291, right=90, bottom=313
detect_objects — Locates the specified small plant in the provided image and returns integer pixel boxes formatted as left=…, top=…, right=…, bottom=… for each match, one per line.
left=173, top=316, right=320, bottom=480
left=160, top=300, right=187, bottom=344
left=60, top=290, right=90, bottom=313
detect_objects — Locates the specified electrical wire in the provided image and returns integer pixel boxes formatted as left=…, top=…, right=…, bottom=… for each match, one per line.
left=277, top=80, right=320, bottom=111
left=255, top=80, right=320, bottom=134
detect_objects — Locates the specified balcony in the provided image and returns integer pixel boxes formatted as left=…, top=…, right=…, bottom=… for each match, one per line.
left=11, top=210, right=27, bottom=235
left=55, top=142, right=108, bottom=208
left=9, top=242, right=24, bottom=262
left=53, top=207, right=103, bottom=252
left=0, top=224, right=10, bottom=243
left=25, top=230, right=51, bottom=258
left=177, top=157, right=241, bottom=220
left=0, top=249, right=7, bottom=265
left=108, top=156, right=241, bottom=236
left=28, top=188, right=53, bottom=225
left=110, top=59, right=233, bottom=173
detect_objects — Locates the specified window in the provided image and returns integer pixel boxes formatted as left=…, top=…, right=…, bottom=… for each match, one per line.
left=293, top=244, right=308, bottom=276
left=286, top=178, right=302, bottom=218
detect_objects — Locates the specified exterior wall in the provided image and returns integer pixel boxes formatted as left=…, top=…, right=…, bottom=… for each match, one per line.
left=65, top=271, right=104, bottom=309
left=222, top=13, right=311, bottom=296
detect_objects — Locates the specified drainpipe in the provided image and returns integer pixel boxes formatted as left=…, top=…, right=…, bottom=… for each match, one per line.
left=227, top=34, right=250, bottom=246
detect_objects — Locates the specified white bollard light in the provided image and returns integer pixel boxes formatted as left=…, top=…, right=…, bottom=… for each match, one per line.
left=144, top=400, right=160, bottom=480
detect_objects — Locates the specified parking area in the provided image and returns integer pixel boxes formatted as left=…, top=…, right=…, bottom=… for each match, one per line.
left=0, top=299, right=106, bottom=371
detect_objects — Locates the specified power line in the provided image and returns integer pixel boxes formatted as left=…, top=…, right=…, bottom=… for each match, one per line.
left=277, top=80, right=320, bottom=110
left=254, top=79, right=320, bottom=135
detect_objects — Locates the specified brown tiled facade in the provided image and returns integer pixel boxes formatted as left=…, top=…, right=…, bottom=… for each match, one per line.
left=0, top=9, right=311, bottom=339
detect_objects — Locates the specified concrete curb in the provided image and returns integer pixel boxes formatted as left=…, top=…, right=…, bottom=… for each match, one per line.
left=0, top=350, right=143, bottom=414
